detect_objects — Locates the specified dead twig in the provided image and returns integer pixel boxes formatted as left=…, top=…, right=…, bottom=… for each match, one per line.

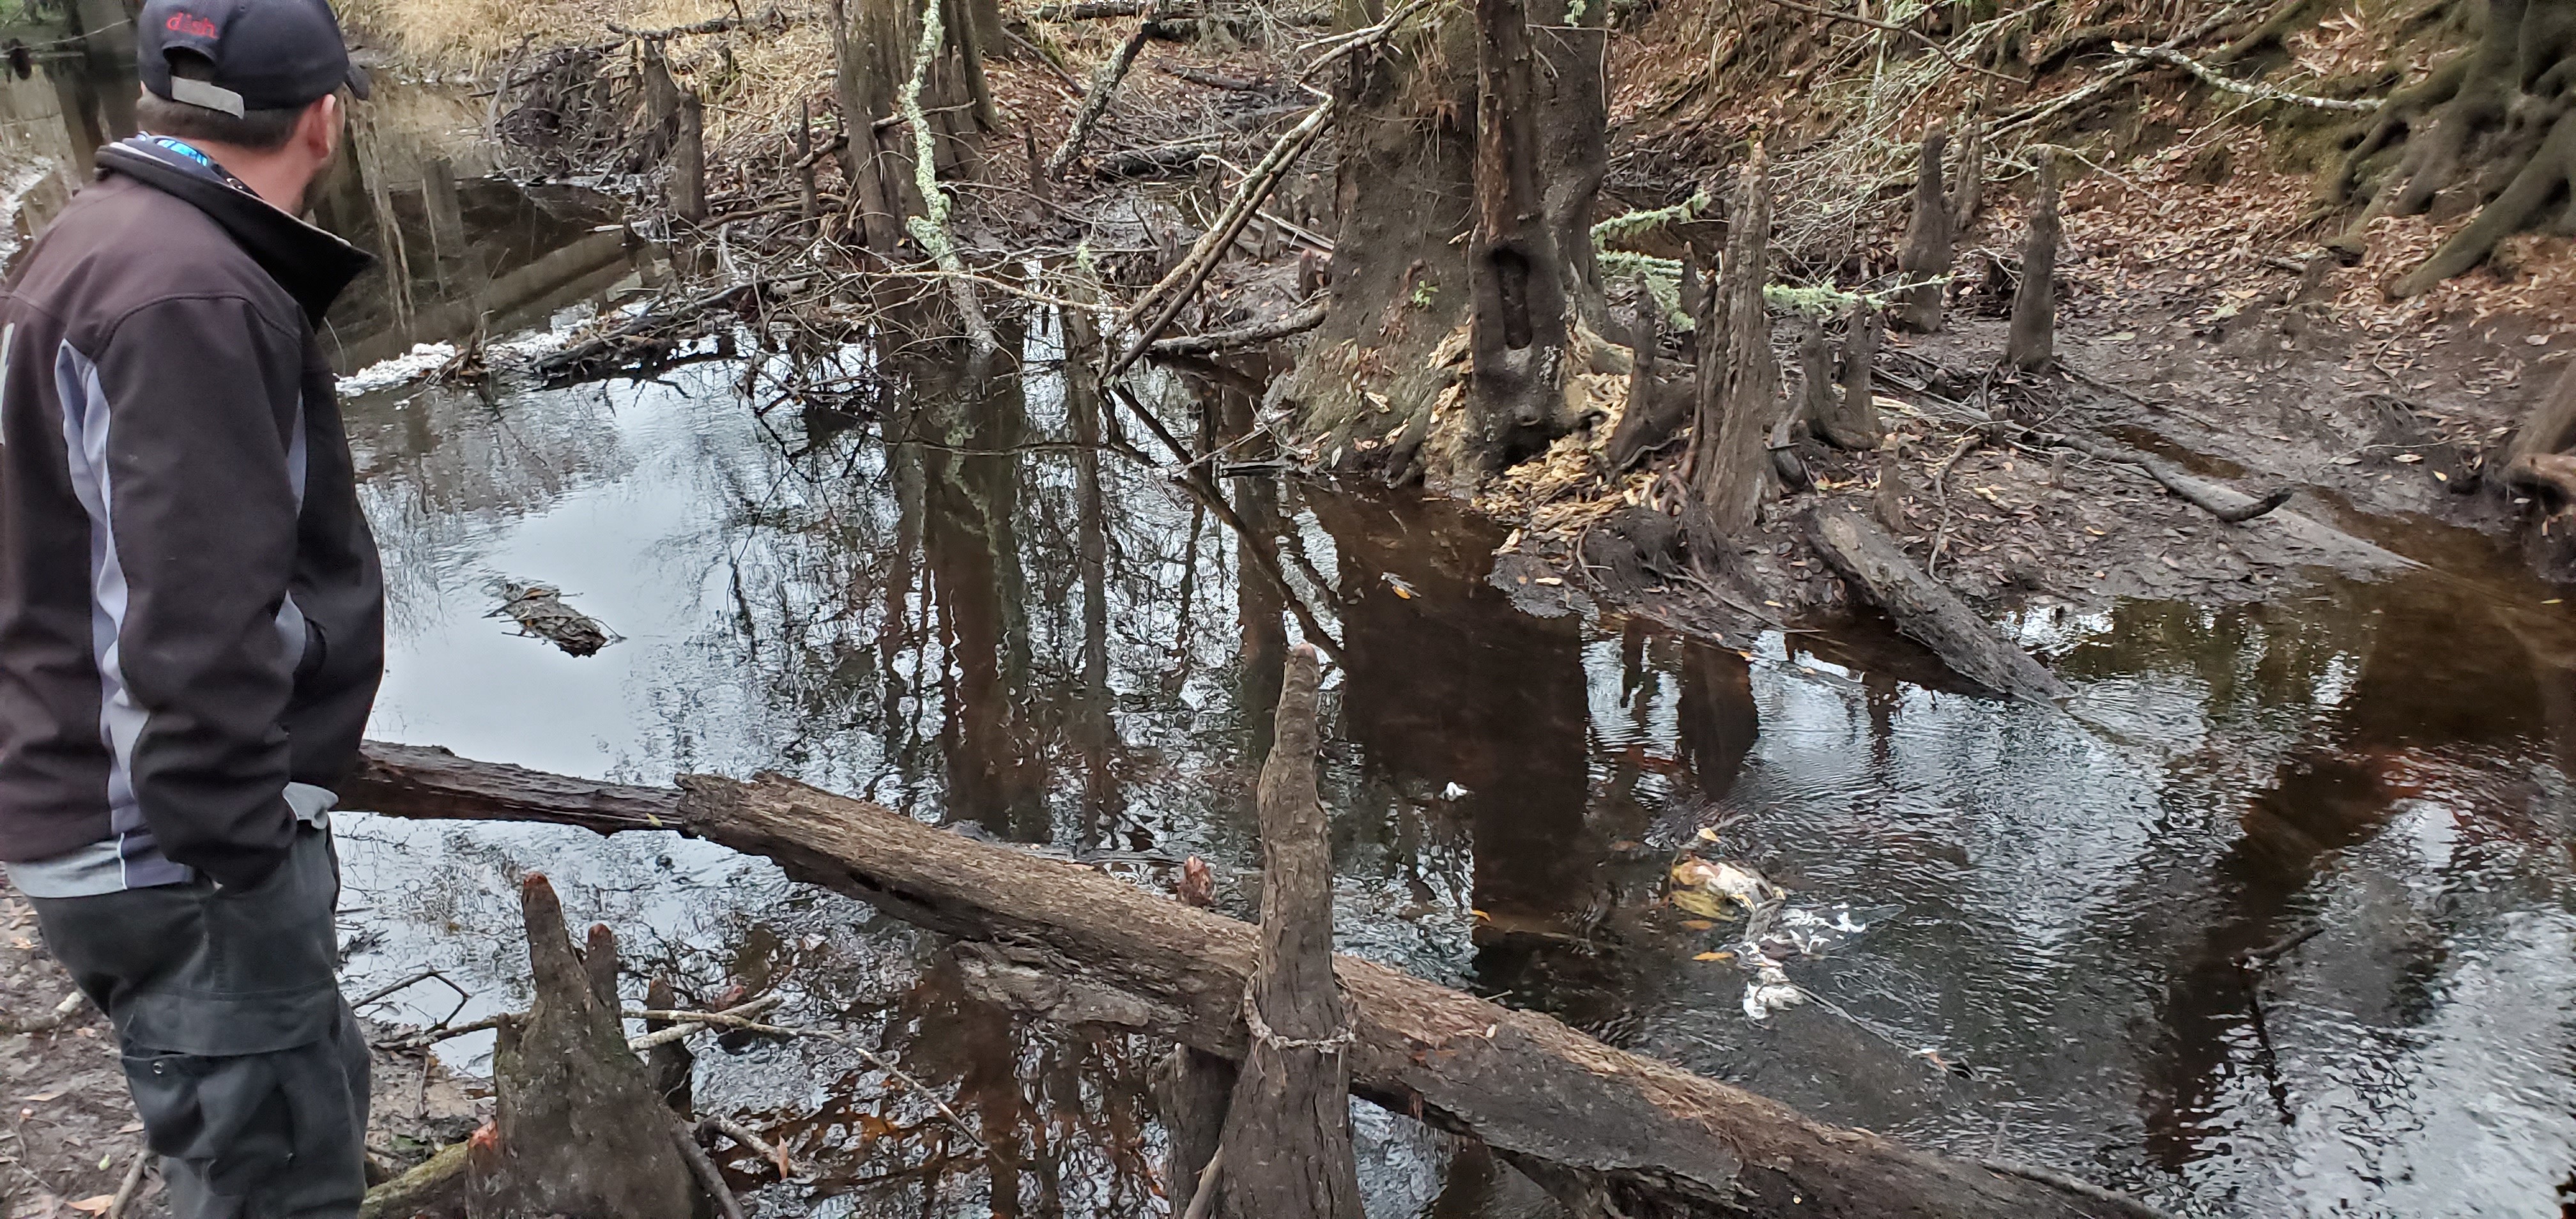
left=671, top=1120, right=747, bottom=1219
left=631, top=1008, right=987, bottom=1153
left=1111, top=98, right=1336, bottom=373
left=1759, top=0, right=2023, bottom=84
left=103, top=1148, right=151, bottom=1219
left=702, top=1116, right=796, bottom=1178
left=1148, top=299, right=1328, bottom=356
left=1181, top=1144, right=1227, bottom=1219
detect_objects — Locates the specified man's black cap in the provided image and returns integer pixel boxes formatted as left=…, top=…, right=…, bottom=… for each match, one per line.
left=137, top=0, right=370, bottom=118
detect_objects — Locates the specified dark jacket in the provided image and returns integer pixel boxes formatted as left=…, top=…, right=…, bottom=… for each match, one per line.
left=0, top=139, right=383, bottom=891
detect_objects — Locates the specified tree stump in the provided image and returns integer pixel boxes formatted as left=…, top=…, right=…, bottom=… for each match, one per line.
left=2006, top=147, right=2062, bottom=372
left=1687, top=150, right=1780, bottom=535
left=467, top=875, right=698, bottom=1219
left=1215, top=645, right=1363, bottom=1219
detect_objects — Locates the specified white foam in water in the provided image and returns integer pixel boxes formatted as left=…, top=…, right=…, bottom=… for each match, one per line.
left=335, top=341, right=457, bottom=397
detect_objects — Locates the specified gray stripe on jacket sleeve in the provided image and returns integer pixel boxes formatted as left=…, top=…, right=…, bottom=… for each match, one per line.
left=54, top=340, right=188, bottom=891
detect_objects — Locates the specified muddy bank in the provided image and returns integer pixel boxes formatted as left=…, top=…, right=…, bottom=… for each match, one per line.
left=0, top=882, right=480, bottom=1218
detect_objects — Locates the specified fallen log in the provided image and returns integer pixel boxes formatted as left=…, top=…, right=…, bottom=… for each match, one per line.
left=1803, top=501, right=2073, bottom=704
left=1094, top=136, right=1223, bottom=178
left=346, top=741, right=2156, bottom=1218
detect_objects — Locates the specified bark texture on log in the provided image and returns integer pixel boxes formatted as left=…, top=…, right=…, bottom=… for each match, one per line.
left=1688, top=150, right=1780, bottom=535
left=2007, top=148, right=2062, bottom=372
left=1894, top=128, right=1952, bottom=333
left=1802, top=502, right=2072, bottom=704
left=470, top=875, right=697, bottom=1219
left=347, top=742, right=2150, bottom=1219
left=357, top=1142, right=468, bottom=1219
left=1216, top=645, right=1362, bottom=1219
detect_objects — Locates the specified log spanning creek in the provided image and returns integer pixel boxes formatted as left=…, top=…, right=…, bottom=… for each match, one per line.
left=4, top=77, right=2573, bottom=1219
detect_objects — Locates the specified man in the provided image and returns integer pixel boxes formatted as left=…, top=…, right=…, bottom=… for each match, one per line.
left=0, top=1, right=385, bottom=1215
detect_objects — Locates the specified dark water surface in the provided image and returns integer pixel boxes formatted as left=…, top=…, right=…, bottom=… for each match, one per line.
left=6, top=63, right=2574, bottom=1219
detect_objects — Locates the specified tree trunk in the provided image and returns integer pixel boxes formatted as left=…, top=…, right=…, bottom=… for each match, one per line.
left=830, top=0, right=912, bottom=254
left=1894, top=127, right=1952, bottom=334
left=1464, top=0, right=1572, bottom=474
left=1215, top=646, right=1363, bottom=1218
left=1282, top=0, right=1606, bottom=487
left=1687, top=150, right=1779, bottom=535
left=1832, top=305, right=1884, bottom=448
left=468, top=875, right=698, bottom=1219
left=2006, top=148, right=2062, bottom=372
left=349, top=744, right=2156, bottom=1219
left=1605, top=283, right=1684, bottom=472
left=672, top=93, right=707, bottom=224
left=1155, top=1046, right=1234, bottom=1212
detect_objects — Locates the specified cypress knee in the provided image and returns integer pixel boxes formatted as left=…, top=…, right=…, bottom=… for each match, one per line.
left=2007, top=147, right=2062, bottom=372
left=1894, top=126, right=1952, bottom=333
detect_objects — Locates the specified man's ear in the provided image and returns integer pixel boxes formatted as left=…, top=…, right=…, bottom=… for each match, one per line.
left=299, top=94, right=342, bottom=162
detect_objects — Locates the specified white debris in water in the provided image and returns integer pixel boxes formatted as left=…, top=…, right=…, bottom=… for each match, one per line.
left=335, top=342, right=456, bottom=397
left=486, top=327, right=575, bottom=362
left=1741, top=958, right=1807, bottom=1021
left=1438, top=781, right=1470, bottom=800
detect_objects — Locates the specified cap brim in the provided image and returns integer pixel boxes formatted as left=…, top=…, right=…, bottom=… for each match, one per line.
left=344, top=62, right=370, bottom=100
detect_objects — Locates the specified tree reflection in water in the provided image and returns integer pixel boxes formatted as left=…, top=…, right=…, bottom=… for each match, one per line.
left=334, top=300, right=2576, bottom=1215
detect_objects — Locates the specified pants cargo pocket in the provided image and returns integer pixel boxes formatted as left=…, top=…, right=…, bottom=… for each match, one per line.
left=119, top=1048, right=293, bottom=1200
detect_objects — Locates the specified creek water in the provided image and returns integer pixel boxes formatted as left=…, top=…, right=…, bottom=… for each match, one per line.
left=6, top=64, right=2575, bottom=1219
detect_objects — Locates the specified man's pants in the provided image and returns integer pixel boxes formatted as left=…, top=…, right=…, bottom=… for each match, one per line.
left=30, top=825, right=370, bottom=1219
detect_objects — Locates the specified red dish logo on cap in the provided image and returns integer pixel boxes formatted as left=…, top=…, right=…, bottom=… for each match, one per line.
left=163, top=12, right=220, bottom=36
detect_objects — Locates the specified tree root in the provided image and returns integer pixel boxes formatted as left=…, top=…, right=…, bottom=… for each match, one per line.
left=2389, top=102, right=2575, bottom=295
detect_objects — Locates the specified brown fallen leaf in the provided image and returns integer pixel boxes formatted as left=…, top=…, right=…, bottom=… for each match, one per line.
left=66, top=1195, right=114, bottom=1215
left=1692, top=951, right=1734, bottom=963
left=22, top=1090, right=64, bottom=1103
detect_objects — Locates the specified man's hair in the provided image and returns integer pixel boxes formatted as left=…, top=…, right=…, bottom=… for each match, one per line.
left=134, top=52, right=307, bottom=151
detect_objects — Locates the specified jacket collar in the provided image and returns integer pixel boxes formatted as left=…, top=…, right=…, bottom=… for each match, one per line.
left=95, top=140, right=374, bottom=325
